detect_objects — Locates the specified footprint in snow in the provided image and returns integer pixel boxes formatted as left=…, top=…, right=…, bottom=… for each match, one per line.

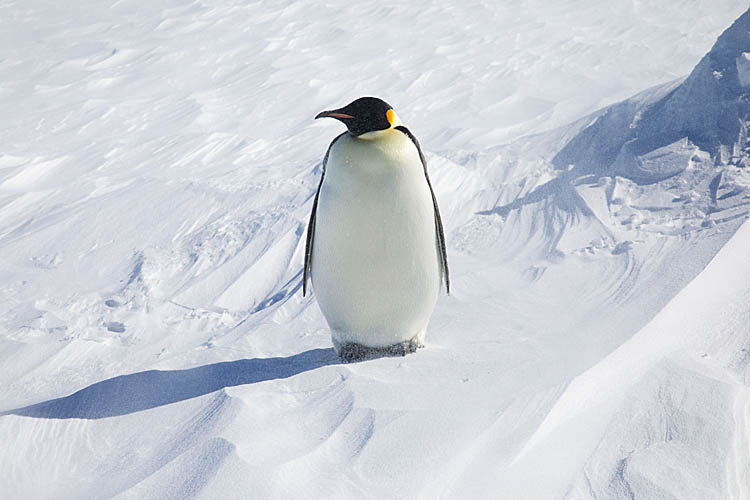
left=106, top=322, right=125, bottom=333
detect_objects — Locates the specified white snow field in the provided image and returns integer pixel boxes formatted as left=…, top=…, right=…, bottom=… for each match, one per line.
left=2, top=1, right=750, bottom=498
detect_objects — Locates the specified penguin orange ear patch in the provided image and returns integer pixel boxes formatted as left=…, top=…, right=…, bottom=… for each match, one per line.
left=386, top=109, right=395, bottom=126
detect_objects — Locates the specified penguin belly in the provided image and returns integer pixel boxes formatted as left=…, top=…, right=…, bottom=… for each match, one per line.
left=311, top=131, right=441, bottom=352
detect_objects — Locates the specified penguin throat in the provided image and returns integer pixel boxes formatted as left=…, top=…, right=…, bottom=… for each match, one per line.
left=355, top=128, right=393, bottom=141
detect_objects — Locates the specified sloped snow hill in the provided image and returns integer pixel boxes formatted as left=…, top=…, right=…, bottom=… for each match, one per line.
left=1, top=1, right=749, bottom=499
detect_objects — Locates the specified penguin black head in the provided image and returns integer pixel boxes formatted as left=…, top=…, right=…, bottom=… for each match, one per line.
left=315, top=97, right=401, bottom=138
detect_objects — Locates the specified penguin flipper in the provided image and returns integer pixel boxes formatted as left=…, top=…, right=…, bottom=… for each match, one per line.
left=304, top=132, right=347, bottom=297
left=395, top=126, right=450, bottom=294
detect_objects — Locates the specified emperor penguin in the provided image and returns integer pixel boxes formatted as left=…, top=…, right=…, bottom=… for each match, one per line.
left=304, top=97, right=449, bottom=362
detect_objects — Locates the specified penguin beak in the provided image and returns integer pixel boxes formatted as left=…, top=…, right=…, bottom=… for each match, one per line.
left=315, top=110, right=354, bottom=121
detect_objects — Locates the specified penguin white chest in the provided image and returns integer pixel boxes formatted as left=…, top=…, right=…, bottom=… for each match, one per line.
left=311, top=130, right=441, bottom=351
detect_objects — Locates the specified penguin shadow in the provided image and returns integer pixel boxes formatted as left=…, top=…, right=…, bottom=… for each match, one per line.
left=3, top=348, right=340, bottom=420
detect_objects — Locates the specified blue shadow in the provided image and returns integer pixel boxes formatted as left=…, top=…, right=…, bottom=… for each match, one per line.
left=3, top=348, right=339, bottom=420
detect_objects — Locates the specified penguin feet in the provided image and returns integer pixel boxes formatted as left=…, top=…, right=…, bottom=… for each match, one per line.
left=337, top=337, right=422, bottom=363
left=338, top=343, right=369, bottom=363
left=386, top=338, right=421, bottom=357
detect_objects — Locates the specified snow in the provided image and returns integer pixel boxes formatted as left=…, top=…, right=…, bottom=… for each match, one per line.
left=1, top=1, right=750, bottom=498
left=508, top=220, right=750, bottom=499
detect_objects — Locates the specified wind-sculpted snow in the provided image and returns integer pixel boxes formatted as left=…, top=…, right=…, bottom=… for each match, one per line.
left=503, top=221, right=750, bottom=499
left=2, top=1, right=750, bottom=499
left=555, top=9, right=750, bottom=183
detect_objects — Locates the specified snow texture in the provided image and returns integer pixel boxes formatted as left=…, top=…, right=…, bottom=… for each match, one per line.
left=1, top=1, right=750, bottom=499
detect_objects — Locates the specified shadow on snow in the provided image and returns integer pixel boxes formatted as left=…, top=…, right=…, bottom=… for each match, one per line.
left=3, top=348, right=339, bottom=420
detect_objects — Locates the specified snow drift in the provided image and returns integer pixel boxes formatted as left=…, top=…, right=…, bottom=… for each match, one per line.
left=555, top=8, right=750, bottom=183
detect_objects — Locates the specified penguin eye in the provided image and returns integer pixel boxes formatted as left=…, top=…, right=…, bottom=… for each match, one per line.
left=386, top=109, right=395, bottom=126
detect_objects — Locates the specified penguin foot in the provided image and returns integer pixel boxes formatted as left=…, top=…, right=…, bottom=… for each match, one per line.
left=386, top=338, right=421, bottom=357
left=337, top=337, right=422, bottom=363
left=338, top=343, right=369, bottom=363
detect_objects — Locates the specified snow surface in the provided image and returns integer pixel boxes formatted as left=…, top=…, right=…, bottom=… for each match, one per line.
left=2, top=1, right=750, bottom=498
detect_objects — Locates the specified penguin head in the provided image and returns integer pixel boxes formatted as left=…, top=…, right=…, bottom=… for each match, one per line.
left=315, top=97, right=403, bottom=139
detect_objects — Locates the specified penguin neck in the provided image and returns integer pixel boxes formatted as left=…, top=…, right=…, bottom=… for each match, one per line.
left=329, top=128, right=418, bottom=182
left=355, top=127, right=396, bottom=141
